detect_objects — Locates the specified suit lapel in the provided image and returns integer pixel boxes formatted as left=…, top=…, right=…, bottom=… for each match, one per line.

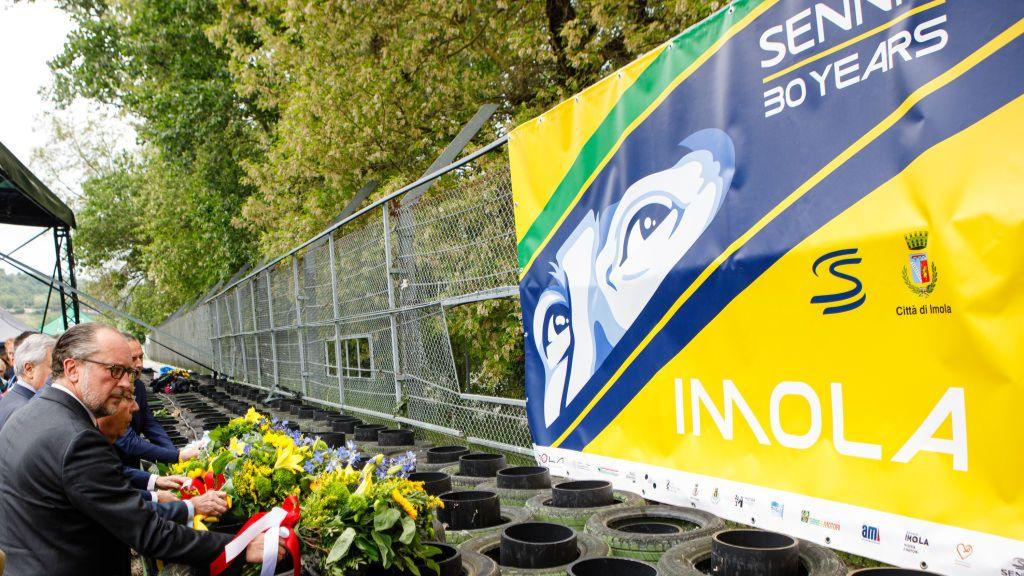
left=39, top=385, right=96, bottom=426
left=12, top=384, right=35, bottom=401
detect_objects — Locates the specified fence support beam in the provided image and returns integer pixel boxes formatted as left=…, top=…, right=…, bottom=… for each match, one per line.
left=250, top=282, right=263, bottom=388
left=382, top=205, right=403, bottom=405
left=327, top=234, right=346, bottom=407
left=266, top=271, right=281, bottom=393
left=235, top=289, right=248, bottom=383
left=292, top=256, right=309, bottom=397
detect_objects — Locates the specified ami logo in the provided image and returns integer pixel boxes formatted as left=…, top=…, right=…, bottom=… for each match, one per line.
left=861, top=525, right=881, bottom=543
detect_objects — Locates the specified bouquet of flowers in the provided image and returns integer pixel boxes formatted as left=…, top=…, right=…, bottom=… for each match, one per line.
left=300, top=457, right=444, bottom=576
left=167, top=408, right=440, bottom=575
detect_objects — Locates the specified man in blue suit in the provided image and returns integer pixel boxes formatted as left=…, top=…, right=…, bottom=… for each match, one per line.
left=115, top=333, right=199, bottom=466
left=0, top=334, right=55, bottom=432
left=98, top=385, right=227, bottom=524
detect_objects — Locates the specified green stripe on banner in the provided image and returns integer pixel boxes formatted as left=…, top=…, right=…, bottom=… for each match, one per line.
left=516, top=0, right=765, bottom=271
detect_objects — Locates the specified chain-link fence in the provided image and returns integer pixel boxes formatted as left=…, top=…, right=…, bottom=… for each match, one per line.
left=146, top=142, right=533, bottom=457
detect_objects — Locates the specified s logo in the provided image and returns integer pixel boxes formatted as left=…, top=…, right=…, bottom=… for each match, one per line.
left=810, top=248, right=865, bottom=314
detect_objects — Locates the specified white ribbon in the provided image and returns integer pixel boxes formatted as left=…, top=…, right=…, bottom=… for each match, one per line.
left=223, top=506, right=288, bottom=567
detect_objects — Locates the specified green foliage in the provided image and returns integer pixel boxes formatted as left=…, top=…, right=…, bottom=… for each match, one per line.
left=48, top=0, right=263, bottom=322
left=447, top=298, right=525, bottom=398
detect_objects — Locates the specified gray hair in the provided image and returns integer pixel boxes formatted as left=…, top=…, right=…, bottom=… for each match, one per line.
left=120, top=331, right=140, bottom=344
left=51, top=323, right=113, bottom=379
left=14, top=334, right=57, bottom=378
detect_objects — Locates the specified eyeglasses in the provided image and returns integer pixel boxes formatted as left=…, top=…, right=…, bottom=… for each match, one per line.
left=77, top=358, right=140, bottom=382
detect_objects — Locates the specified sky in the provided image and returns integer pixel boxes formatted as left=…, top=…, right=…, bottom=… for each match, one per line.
left=0, top=1, right=133, bottom=278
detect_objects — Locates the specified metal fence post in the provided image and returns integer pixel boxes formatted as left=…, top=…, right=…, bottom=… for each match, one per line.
left=381, top=204, right=403, bottom=405
left=209, top=299, right=222, bottom=374
left=235, top=288, right=248, bottom=383
left=266, top=271, right=281, bottom=392
left=327, top=234, right=346, bottom=407
left=292, top=256, right=309, bottom=397
left=250, top=282, right=262, bottom=388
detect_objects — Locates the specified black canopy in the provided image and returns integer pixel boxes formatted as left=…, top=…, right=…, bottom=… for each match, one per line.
left=0, top=140, right=75, bottom=228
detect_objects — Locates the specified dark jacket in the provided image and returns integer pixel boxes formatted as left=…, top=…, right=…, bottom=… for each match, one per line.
left=116, top=379, right=178, bottom=465
left=0, top=386, right=231, bottom=575
left=141, top=493, right=190, bottom=524
left=0, top=383, right=35, bottom=433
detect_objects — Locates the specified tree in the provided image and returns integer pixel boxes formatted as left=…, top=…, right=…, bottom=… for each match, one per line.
left=46, top=0, right=266, bottom=319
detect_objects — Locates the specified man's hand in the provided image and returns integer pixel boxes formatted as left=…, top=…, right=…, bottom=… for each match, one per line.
left=245, top=534, right=287, bottom=563
left=155, top=475, right=189, bottom=490
left=178, top=445, right=200, bottom=461
left=155, top=490, right=179, bottom=503
left=191, top=490, right=229, bottom=517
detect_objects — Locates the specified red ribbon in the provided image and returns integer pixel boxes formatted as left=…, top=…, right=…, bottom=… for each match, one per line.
left=209, top=495, right=301, bottom=576
left=180, top=472, right=225, bottom=499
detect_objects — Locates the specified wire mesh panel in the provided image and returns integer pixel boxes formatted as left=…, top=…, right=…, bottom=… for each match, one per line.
left=394, top=166, right=517, bottom=306
left=148, top=148, right=531, bottom=454
left=334, top=214, right=391, bottom=318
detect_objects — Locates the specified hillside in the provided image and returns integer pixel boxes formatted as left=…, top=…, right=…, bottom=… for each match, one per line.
left=0, top=270, right=62, bottom=328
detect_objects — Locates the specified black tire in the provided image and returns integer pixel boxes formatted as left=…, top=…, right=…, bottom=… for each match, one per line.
left=474, top=477, right=568, bottom=507
left=656, top=535, right=844, bottom=576
left=415, top=460, right=454, bottom=473
left=445, top=506, right=532, bottom=546
left=440, top=465, right=492, bottom=491
left=460, top=531, right=610, bottom=576
left=584, top=505, right=725, bottom=562
left=525, top=490, right=646, bottom=530
left=461, top=550, right=499, bottom=576
left=360, top=442, right=415, bottom=456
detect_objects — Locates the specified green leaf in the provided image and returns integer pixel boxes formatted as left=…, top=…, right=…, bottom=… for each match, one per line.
left=403, top=556, right=422, bottom=576
left=356, top=536, right=380, bottom=562
left=326, top=527, right=356, bottom=564
left=372, top=531, right=393, bottom=566
left=210, top=451, right=232, bottom=475
left=421, top=545, right=442, bottom=558
left=424, top=559, right=440, bottom=576
left=374, top=507, right=401, bottom=531
left=399, top=516, right=416, bottom=544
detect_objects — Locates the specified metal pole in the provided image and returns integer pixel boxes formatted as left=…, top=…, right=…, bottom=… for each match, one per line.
left=250, top=281, right=263, bottom=388
left=327, top=234, right=345, bottom=407
left=63, top=228, right=81, bottom=324
left=381, top=204, right=403, bottom=404
left=292, top=256, right=308, bottom=397
left=235, top=288, right=248, bottom=383
left=210, top=295, right=223, bottom=373
left=265, top=271, right=281, bottom=393
left=52, top=229, right=69, bottom=330
left=39, top=261, right=58, bottom=331
left=9, top=227, right=49, bottom=256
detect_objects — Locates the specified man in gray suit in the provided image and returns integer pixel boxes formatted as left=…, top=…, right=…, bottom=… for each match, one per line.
left=0, top=323, right=277, bottom=575
left=0, top=333, right=54, bottom=431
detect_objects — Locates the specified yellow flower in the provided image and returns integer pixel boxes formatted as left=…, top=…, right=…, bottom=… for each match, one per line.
left=187, top=468, right=204, bottom=479
left=274, top=443, right=305, bottom=473
left=264, top=431, right=294, bottom=450
left=193, top=514, right=209, bottom=531
left=229, top=436, right=247, bottom=456
left=353, top=471, right=373, bottom=496
left=392, top=489, right=417, bottom=520
left=244, top=407, right=263, bottom=424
